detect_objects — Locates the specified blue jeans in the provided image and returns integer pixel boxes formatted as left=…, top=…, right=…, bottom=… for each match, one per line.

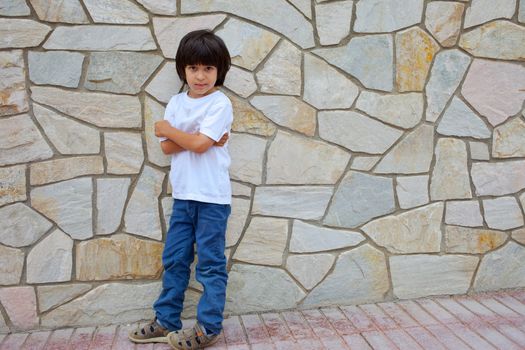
left=154, top=199, right=231, bottom=334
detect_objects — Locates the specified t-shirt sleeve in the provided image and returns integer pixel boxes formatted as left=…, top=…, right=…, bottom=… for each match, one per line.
left=158, top=97, right=175, bottom=143
left=199, top=102, right=233, bottom=142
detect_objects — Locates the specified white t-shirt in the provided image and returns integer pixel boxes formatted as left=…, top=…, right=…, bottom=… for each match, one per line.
left=159, top=90, right=233, bottom=205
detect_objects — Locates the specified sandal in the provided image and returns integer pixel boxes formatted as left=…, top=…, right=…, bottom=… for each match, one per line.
left=128, top=319, right=170, bottom=343
left=167, top=323, right=219, bottom=349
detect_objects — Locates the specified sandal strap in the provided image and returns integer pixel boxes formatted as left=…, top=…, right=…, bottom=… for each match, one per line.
left=169, top=323, right=213, bottom=349
left=138, top=319, right=167, bottom=337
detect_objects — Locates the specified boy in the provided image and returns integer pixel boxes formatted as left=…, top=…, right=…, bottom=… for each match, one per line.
left=129, top=30, right=233, bottom=350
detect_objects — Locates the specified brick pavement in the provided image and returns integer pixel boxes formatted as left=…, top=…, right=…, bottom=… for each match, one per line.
left=1, top=289, right=524, bottom=349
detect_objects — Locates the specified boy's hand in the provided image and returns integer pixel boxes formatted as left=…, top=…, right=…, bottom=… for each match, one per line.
left=155, top=120, right=172, bottom=137
left=214, top=133, right=229, bottom=147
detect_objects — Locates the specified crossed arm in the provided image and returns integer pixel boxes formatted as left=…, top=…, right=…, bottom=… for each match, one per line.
left=155, top=120, right=228, bottom=155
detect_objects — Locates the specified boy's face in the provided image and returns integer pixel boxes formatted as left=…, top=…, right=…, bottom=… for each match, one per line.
left=185, top=64, right=218, bottom=98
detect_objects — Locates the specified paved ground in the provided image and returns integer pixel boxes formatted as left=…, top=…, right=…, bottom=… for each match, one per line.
left=1, top=289, right=525, bottom=349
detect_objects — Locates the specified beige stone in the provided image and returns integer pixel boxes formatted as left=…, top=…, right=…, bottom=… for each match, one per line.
left=27, top=229, right=73, bottom=283
left=362, top=203, right=443, bottom=254
left=231, top=182, right=251, bottom=197
left=351, top=156, right=381, bottom=171
left=136, top=0, right=177, bottom=15
left=37, top=284, right=92, bottom=312
left=303, top=54, right=359, bottom=110
left=474, top=242, right=525, bottom=291
left=290, top=220, right=365, bottom=253
left=0, top=165, right=26, bottom=206
left=250, top=95, right=316, bottom=136
left=31, top=178, right=93, bottom=240
left=0, top=114, right=53, bottom=166
left=286, top=254, right=335, bottom=290
left=391, top=255, right=479, bottom=299
left=41, top=282, right=161, bottom=328
left=0, top=203, right=52, bottom=247
left=77, top=234, right=163, bottom=281
left=33, top=103, right=100, bottom=155
left=396, top=175, right=430, bottom=210
left=319, top=111, right=403, bottom=154
left=217, top=18, right=280, bottom=70
left=315, top=1, right=353, bottom=45
left=226, top=264, right=305, bottom=314
left=396, top=27, right=440, bottom=92
left=31, top=86, right=141, bottom=128
left=224, top=66, right=257, bottom=98
left=430, top=138, right=472, bottom=200
left=96, top=178, right=130, bottom=235
left=445, top=226, right=508, bottom=254
left=229, top=94, right=276, bottom=137
left=356, top=91, right=423, bottom=129
left=124, top=166, right=164, bottom=240
left=43, top=25, right=155, bottom=51
left=29, top=0, right=89, bottom=23
left=0, top=245, right=24, bottom=285
left=253, top=186, right=333, bottom=220
left=493, top=117, right=525, bottom=158
left=303, top=245, right=389, bottom=306
left=228, top=133, right=267, bottom=185
left=145, top=62, right=183, bottom=104
left=464, top=0, right=516, bottom=28
left=256, top=40, right=302, bottom=96
left=104, top=132, right=144, bottom=174
left=30, top=156, right=103, bottom=186
left=83, top=0, right=149, bottom=24
left=266, top=131, right=350, bottom=185
left=0, top=287, right=38, bottom=331
left=513, top=228, right=525, bottom=245
left=0, top=19, right=51, bottom=48
left=234, top=217, right=288, bottom=266
left=460, top=21, right=525, bottom=61
left=425, top=2, right=464, bottom=47
left=0, top=50, right=28, bottom=116
left=374, top=125, right=434, bottom=174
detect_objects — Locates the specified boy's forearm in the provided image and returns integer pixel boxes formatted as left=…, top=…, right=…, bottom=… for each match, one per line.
left=160, top=140, right=185, bottom=155
left=161, top=126, right=214, bottom=154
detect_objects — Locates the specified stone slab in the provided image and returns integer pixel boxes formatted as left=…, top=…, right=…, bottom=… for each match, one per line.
left=474, top=242, right=525, bottom=291
left=27, top=229, right=73, bottom=283
left=324, top=172, right=395, bottom=228
left=31, top=86, right=142, bottom=128
left=43, top=25, right=156, bottom=51
left=266, top=131, right=350, bottom=185
left=289, top=220, right=365, bottom=253
left=0, top=165, right=26, bottom=206
left=0, top=114, right=53, bottom=165
left=76, top=234, right=163, bottom=281
left=253, top=186, right=333, bottom=220
left=303, top=245, right=389, bottom=307
left=33, top=103, right=100, bottom=155
left=30, top=156, right=104, bottom=186
left=0, top=50, right=28, bottom=116
left=362, top=203, right=443, bottom=254
left=234, top=217, right=288, bottom=266
left=28, top=51, right=84, bottom=88
left=31, top=178, right=93, bottom=240
left=0, top=203, right=52, bottom=247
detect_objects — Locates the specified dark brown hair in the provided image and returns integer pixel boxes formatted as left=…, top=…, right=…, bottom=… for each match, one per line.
left=175, top=30, right=231, bottom=86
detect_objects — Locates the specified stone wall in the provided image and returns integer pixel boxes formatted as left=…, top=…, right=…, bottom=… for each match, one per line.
left=1, top=0, right=525, bottom=332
